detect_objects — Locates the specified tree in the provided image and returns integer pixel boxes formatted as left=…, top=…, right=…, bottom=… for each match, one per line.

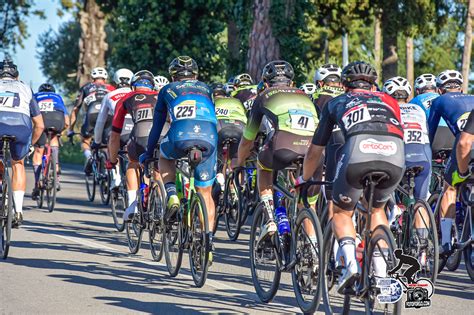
left=462, top=0, right=474, bottom=92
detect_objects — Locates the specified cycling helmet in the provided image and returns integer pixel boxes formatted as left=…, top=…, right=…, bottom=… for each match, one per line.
left=112, top=68, right=133, bottom=86
left=256, top=80, right=265, bottom=94
left=0, top=59, right=19, bottom=78
left=131, top=70, right=155, bottom=88
left=224, top=76, right=235, bottom=94
left=154, top=75, right=169, bottom=90
left=300, top=83, right=317, bottom=95
left=212, top=83, right=227, bottom=97
left=261, top=60, right=294, bottom=85
left=383, top=76, right=412, bottom=99
left=314, top=63, right=342, bottom=83
left=91, top=67, right=108, bottom=79
left=168, top=56, right=198, bottom=79
left=38, top=83, right=56, bottom=93
left=436, top=70, right=463, bottom=88
left=341, top=61, right=377, bottom=88
left=234, top=73, right=253, bottom=87
left=414, top=73, right=436, bottom=91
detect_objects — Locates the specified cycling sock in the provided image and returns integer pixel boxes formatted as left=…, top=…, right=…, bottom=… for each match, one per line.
left=261, top=194, right=274, bottom=220
left=416, top=228, right=429, bottom=239
left=440, top=218, right=453, bottom=246
left=165, top=182, right=177, bottom=197
left=84, top=149, right=92, bottom=160
left=51, top=146, right=59, bottom=164
left=339, top=237, right=356, bottom=270
left=13, top=190, right=25, bottom=214
left=333, top=240, right=341, bottom=267
left=127, top=190, right=137, bottom=207
left=307, top=194, right=319, bottom=208
left=33, top=164, right=41, bottom=184
left=372, top=248, right=388, bottom=278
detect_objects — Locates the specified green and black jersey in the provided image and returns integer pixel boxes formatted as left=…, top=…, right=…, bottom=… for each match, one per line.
left=214, top=96, right=247, bottom=124
left=243, top=86, right=318, bottom=141
left=231, top=85, right=258, bottom=111
left=313, top=86, right=344, bottom=115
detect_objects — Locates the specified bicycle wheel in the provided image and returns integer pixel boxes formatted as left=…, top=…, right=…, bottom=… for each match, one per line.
left=149, top=182, right=165, bottom=262
left=224, top=172, right=241, bottom=241
left=111, top=188, right=126, bottom=232
left=0, top=167, right=13, bottom=259
left=46, top=152, right=57, bottom=213
left=429, top=193, right=447, bottom=272
left=189, top=192, right=210, bottom=287
left=164, top=200, right=184, bottom=277
left=99, top=153, right=110, bottom=205
left=292, top=208, right=324, bottom=314
left=125, top=203, right=144, bottom=254
left=36, top=169, right=44, bottom=209
left=364, top=225, right=402, bottom=315
left=85, top=163, right=96, bottom=202
left=249, top=203, right=281, bottom=303
left=462, top=208, right=474, bottom=280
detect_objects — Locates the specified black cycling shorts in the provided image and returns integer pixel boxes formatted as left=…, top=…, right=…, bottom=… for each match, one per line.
left=217, top=120, right=244, bottom=158
left=432, top=126, right=455, bottom=154
left=81, top=106, right=100, bottom=138
left=36, top=111, right=65, bottom=147
left=127, top=136, right=148, bottom=162
left=332, top=134, right=405, bottom=210
left=324, top=130, right=345, bottom=200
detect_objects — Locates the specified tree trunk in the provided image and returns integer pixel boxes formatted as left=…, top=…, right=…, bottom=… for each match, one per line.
left=342, top=30, right=349, bottom=67
left=227, top=19, right=240, bottom=75
left=381, top=1, right=398, bottom=82
left=374, top=9, right=382, bottom=83
left=406, top=36, right=414, bottom=99
left=462, top=0, right=474, bottom=92
left=246, top=0, right=280, bottom=81
left=77, top=0, right=108, bottom=87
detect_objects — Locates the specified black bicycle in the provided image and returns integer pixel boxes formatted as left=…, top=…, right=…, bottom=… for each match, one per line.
left=110, top=150, right=129, bottom=232
left=85, top=145, right=110, bottom=204
left=36, top=127, right=60, bottom=212
left=0, top=135, right=16, bottom=259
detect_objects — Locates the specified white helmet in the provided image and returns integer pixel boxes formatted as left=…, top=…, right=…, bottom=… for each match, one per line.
left=154, top=75, right=169, bottom=90
left=314, top=63, right=342, bottom=82
left=299, top=83, right=317, bottom=95
left=383, top=76, right=412, bottom=99
left=414, top=73, right=436, bottom=91
left=436, top=70, right=463, bottom=87
left=113, top=68, right=133, bottom=86
left=91, top=67, right=108, bottom=79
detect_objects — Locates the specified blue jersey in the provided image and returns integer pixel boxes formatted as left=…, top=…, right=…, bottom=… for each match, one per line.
left=146, top=80, right=217, bottom=156
left=410, top=92, right=448, bottom=127
left=428, top=92, right=474, bottom=142
left=34, top=92, right=68, bottom=115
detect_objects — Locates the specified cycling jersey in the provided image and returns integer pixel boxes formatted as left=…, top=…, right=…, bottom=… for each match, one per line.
left=243, top=86, right=318, bottom=141
left=214, top=96, right=247, bottom=124
left=0, top=78, right=41, bottom=160
left=428, top=92, right=474, bottom=142
left=464, top=110, right=474, bottom=135
left=312, top=90, right=403, bottom=146
left=34, top=92, right=68, bottom=147
left=313, top=86, right=344, bottom=115
left=231, top=85, right=258, bottom=111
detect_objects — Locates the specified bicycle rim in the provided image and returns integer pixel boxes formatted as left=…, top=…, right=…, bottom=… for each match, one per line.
left=0, top=169, right=12, bottom=259
left=462, top=209, right=474, bottom=280
left=111, top=189, right=126, bottom=232
left=249, top=203, right=280, bottom=303
left=99, top=154, right=110, bottom=205
left=430, top=193, right=447, bottom=272
left=46, top=154, right=57, bottom=212
left=292, top=208, right=324, bottom=314
left=164, top=201, right=183, bottom=277
left=149, top=184, right=165, bottom=262
left=85, top=171, right=96, bottom=202
left=224, top=173, right=241, bottom=241
left=189, top=192, right=210, bottom=287
left=125, top=209, right=143, bottom=254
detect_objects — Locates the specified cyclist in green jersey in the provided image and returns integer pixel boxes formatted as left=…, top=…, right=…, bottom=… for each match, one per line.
left=231, top=73, right=258, bottom=111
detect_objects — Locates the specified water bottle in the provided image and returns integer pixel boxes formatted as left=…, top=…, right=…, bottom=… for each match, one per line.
left=140, top=183, right=149, bottom=208
left=275, top=191, right=284, bottom=208
left=275, top=206, right=290, bottom=235
left=42, top=155, right=47, bottom=169
left=247, top=169, right=253, bottom=187
left=176, top=174, right=183, bottom=199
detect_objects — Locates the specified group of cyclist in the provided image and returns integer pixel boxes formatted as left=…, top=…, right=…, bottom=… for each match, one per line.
left=1, top=54, right=473, bottom=300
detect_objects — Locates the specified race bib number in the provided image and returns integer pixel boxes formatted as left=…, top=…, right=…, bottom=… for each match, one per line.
left=457, top=112, right=470, bottom=131
left=289, top=109, right=315, bottom=131
left=404, top=129, right=424, bottom=144
left=243, top=98, right=255, bottom=111
left=38, top=100, right=54, bottom=112
left=136, top=108, right=152, bottom=122
left=0, top=92, right=18, bottom=108
left=215, top=108, right=229, bottom=117
left=173, top=100, right=196, bottom=120
left=84, top=93, right=96, bottom=106
left=342, top=105, right=371, bottom=129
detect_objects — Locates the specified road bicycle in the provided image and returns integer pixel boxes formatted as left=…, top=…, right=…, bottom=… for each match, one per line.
left=249, top=158, right=324, bottom=314
left=0, top=135, right=16, bottom=259
left=110, top=150, right=129, bottom=232
left=84, top=145, right=110, bottom=204
left=163, top=147, right=211, bottom=287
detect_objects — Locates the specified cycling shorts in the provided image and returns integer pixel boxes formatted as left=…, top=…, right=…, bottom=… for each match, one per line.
left=325, top=130, right=345, bottom=200
left=36, top=111, right=65, bottom=147
left=160, top=120, right=218, bottom=188
left=332, top=134, right=405, bottom=210
left=120, top=116, right=134, bottom=148
left=0, top=112, right=32, bottom=161
left=444, top=135, right=460, bottom=186
left=127, top=136, right=148, bottom=162
left=217, top=120, right=245, bottom=159
left=81, top=106, right=100, bottom=138
left=405, top=143, right=432, bottom=200
left=432, top=126, right=455, bottom=154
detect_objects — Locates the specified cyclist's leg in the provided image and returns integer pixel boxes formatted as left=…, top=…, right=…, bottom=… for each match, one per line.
left=256, top=135, right=276, bottom=237
left=325, top=131, right=345, bottom=221
left=10, top=129, right=31, bottom=222
left=195, top=152, right=217, bottom=233
left=80, top=113, right=93, bottom=161
left=125, top=138, right=146, bottom=211
left=159, top=132, right=179, bottom=212
left=32, top=133, right=45, bottom=195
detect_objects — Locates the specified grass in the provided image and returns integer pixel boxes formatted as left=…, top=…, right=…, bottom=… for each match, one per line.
left=59, top=135, right=84, bottom=165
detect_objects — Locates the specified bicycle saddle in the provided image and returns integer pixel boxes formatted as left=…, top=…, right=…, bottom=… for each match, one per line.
left=1, top=135, right=16, bottom=142
left=361, top=171, right=390, bottom=186
left=187, top=147, right=204, bottom=168
left=405, top=166, right=424, bottom=177
left=292, top=156, right=305, bottom=166
left=47, top=127, right=58, bottom=133
left=222, top=137, right=239, bottom=145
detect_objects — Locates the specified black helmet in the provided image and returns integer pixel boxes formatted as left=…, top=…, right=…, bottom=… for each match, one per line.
left=234, top=73, right=253, bottom=87
left=0, top=59, right=19, bottom=78
left=261, top=60, right=294, bottom=85
left=38, top=83, right=56, bottom=93
left=131, top=70, right=155, bottom=88
left=212, top=83, right=226, bottom=97
left=341, top=61, right=377, bottom=88
left=168, top=56, right=198, bottom=79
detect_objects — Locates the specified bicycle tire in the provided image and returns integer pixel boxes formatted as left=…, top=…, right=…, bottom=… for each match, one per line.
left=164, top=197, right=184, bottom=277
left=46, top=151, right=57, bottom=213
left=430, top=193, right=448, bottom=272
left=0, top=166, right=13, bottom=259
left=189, top=191, right=210, bottom=287
left=36, top=169, right=44, bottom=209
left=85, top=165, right=96, bottom=202
left=125, top=203, right=144, bottom=254
left=249, top=203, right=281, bottom=303
left=224, top=172, right=242, bottom=241
left=363, top=224, right=401, bottom=315
left=462, top=208, right=474, bottom=281
left=149, top=181, right=165, bottom=262
left=99, top=152, right=110, bottom=205
left=111, top=188, right=126, bottom=232
left=292, top=207, right=324, bottom=314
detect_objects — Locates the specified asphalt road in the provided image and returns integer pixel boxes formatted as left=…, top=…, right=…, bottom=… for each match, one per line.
left=1, top=165, right=473, bottom=314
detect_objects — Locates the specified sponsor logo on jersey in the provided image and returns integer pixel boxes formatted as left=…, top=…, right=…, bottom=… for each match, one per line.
left=359, top=138, right=397, bottom=156
left=135, top=94, right=146, bottom=101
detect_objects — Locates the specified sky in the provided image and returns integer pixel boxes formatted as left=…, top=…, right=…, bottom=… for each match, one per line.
left=8, top=1, right=71, bottom=90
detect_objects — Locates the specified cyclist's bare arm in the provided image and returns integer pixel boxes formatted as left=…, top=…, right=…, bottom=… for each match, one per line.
left=457, top=131, right=474, bottom=174
left=303, top=144, right=324, bottom=181
left=31, top=115, right=45, bottom=145
left=64, top=114, right=70, bottom=131
left=237, top=137, right=253, bottom=166
left=69, top=91, right=84, bottom=130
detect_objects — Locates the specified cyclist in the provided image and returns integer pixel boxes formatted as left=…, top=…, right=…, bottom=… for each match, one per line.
left=236, top=60, right=319, bottom=242
left=107, top=70, right=157, bottom=219
left=68, top=67, right=115, bottom=174
left=454, top=109, right=474, bottom=184
left=154, top=75, right=169, bottom=91
left=299, top=83, right=317, bottom=99
left=410, top=73, right=454, bottom=153
left=32, top=83, right=69, bottom=199
left=301, top=61, right=405, bottom=292
left=231, top=73, right=258, bottom=111
left=224, top=76, right=235, bottom=95
left=93, top=68, right=134, bottom=188
left=0, top=59, right=44, bottom=225
left=141, top=56, right=218, bottom=258
left=428, top=70, right=474, bottom=256
left=313, top=63, right=344, bottom=115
